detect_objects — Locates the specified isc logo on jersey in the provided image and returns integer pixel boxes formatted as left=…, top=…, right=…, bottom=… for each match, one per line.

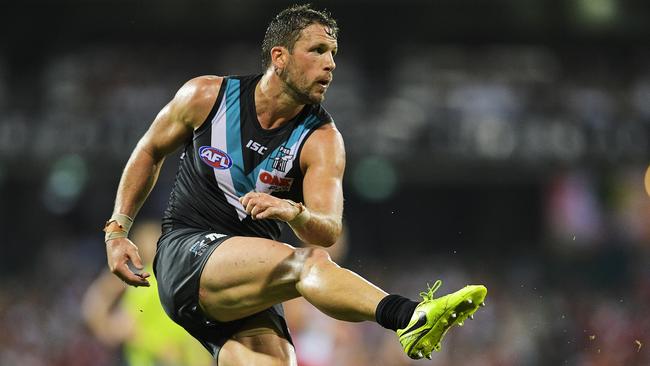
left=257, top=170, right=293, bottom=192
left=199, top=146, right=233, bottom=170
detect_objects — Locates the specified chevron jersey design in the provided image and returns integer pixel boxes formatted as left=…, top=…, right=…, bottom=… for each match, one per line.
left=161, top=74, right=333, bottom=241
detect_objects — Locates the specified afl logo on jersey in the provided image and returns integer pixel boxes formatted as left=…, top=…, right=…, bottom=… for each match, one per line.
left=199, top=146, right=233, bottom=170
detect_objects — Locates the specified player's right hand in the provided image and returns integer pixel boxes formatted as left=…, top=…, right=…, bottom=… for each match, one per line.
left=105, top=237, right=151, bottom=287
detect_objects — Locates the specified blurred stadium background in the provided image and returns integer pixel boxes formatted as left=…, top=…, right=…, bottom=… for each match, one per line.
left=2, top=0, right=650, bottom=365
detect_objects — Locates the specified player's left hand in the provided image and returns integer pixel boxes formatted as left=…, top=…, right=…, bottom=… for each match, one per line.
left=105, top=237, right=151, bottom=287
left=239, top=192, right=300, bottom=222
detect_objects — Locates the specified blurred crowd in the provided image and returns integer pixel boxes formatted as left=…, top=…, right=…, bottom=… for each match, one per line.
left=1, top=166, right=649, bottom=365
left=0, top=231, right=648, bottom=365
left=1, top=44, right=649, bottom=165
left=1, top=12, right=649, bottom=366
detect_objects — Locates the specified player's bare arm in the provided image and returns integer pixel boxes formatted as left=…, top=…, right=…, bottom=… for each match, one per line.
left=239, top=123, right=344, bottom=247
left=105, top=75, right=223, bottom=286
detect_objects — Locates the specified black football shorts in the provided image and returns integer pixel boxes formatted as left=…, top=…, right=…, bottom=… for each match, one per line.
left=153, top=227, right=293, bottom=360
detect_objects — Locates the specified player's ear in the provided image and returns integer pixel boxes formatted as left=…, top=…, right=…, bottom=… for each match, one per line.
left=271, top=46, right=288, bottom=70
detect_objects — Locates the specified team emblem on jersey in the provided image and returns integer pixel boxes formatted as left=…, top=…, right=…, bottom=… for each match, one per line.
left=199, top=146, right=233, bottom=170
left=257, top=170, right=294, bottom=192
left=271, top=146, right=294, bottom=173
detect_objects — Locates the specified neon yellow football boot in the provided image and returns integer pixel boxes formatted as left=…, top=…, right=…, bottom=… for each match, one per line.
left=396, top=280, right=487, bottom=360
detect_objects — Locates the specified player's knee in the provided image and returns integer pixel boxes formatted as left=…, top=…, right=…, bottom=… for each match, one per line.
left=297, top=247, right=335, bottom=281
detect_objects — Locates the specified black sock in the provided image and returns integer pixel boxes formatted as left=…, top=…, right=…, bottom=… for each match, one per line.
left=375, top=294, right=419, bottom=331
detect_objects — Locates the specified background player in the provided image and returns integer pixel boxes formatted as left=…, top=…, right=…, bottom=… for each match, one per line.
left=84, top=220, right=215, bottom=366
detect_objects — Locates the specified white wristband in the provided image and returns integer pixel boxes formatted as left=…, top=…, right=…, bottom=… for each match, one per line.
left=103, top=213, right=134, bottom=242
left=291, top=207, right=311, bottom=226
left=285, top=200, right=311, bottom=226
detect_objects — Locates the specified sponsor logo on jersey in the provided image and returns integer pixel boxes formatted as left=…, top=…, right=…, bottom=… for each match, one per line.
left=258, top=170, right=294, bottom=192
left=199, top=146, right=233, bottom=170
left=271, top=146, right=294, bottom=173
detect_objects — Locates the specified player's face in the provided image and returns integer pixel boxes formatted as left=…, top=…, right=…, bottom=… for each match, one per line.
left=280, top=23, right=337, bottom=105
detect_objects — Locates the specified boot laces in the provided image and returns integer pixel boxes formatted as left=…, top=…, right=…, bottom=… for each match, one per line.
left=420, top=280, right=442, bottom=301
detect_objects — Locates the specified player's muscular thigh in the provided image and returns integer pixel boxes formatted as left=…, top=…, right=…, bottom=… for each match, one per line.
left=198, top=237, right=322, bottom=321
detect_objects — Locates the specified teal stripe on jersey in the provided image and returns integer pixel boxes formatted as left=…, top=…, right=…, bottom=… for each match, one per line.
left=225, top=79, right=254, bottom=196
left=247, top=114, right=321, bottom=183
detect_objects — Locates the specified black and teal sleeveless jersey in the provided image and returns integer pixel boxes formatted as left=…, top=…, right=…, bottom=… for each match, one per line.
left=161, top=74, right=333, bottom=240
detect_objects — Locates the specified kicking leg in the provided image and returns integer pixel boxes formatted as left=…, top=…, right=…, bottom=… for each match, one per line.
left=198, top=236, right=387, bottom=323
left=199, top=236, right=488, bottom=361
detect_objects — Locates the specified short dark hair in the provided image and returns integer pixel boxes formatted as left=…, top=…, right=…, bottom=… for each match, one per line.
left=261, top=4, right=338, bottom=69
